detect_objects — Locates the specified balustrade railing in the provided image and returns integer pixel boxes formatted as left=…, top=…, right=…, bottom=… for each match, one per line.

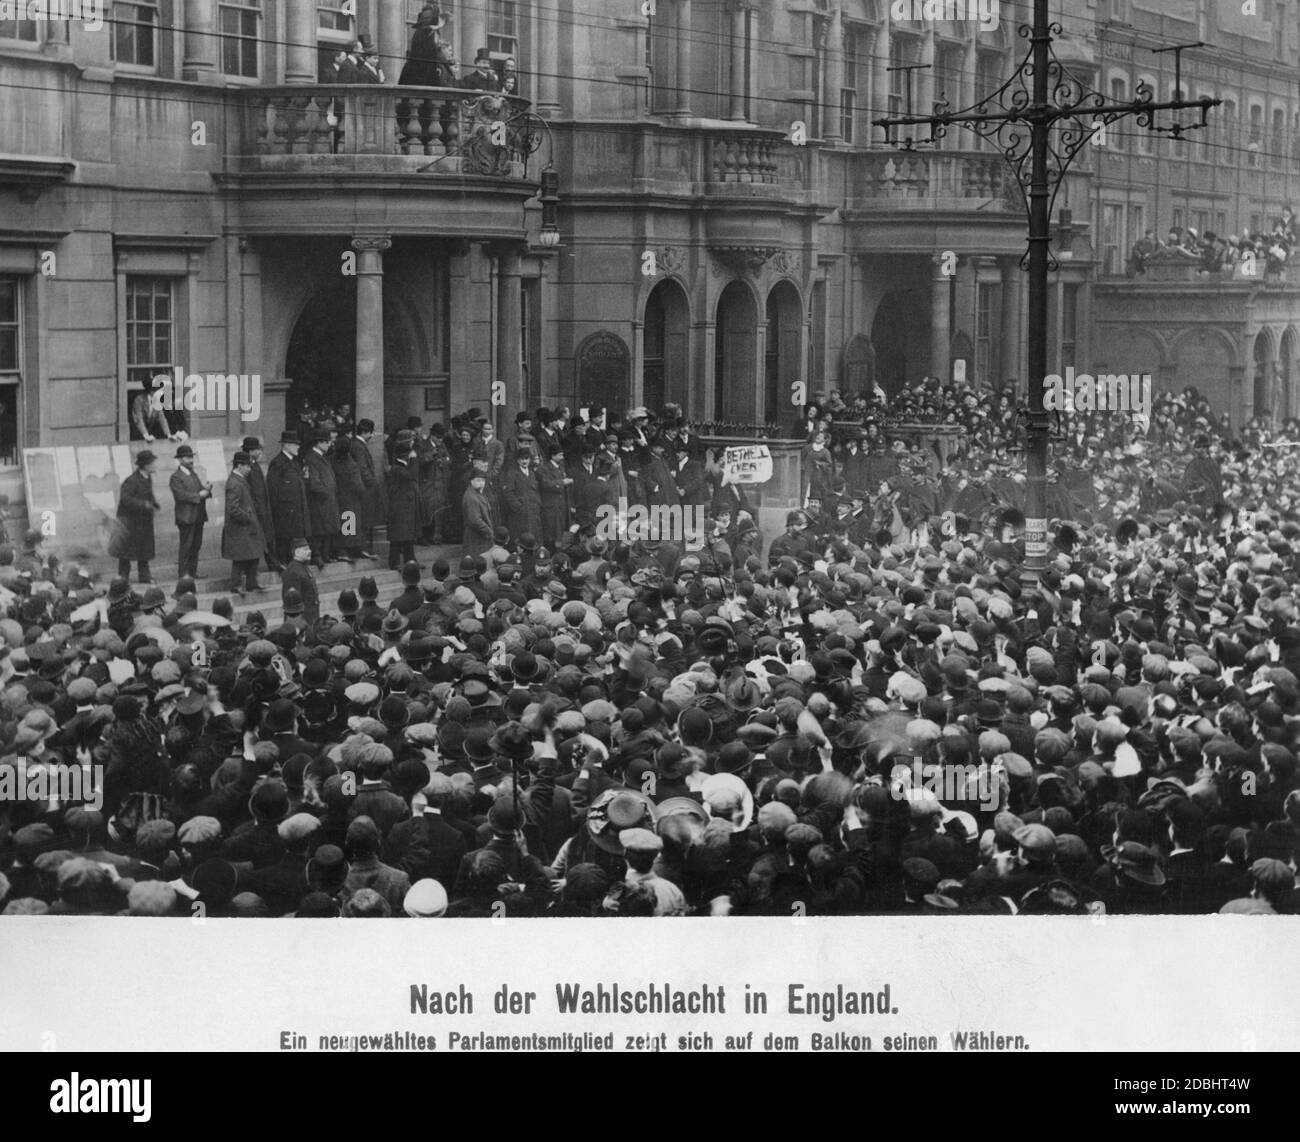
left=240, top=86, right=534, bottom=173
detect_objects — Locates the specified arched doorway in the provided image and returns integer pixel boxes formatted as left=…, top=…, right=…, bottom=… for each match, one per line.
left=285, top=282, right=357, bottom=424
left=1280, top=327, right=1298, bottom=421
left=714, top=281, right=758, bottom=422
left=871, top=290, right=916, bottom=397
left=764, top=281, right=802, bottom=425
left=644, top=280, right=689, bottom=413
left=1253, top=331, right=1275, bottom=423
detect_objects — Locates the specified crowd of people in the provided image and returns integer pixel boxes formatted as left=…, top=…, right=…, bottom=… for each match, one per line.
left=5, top=376, right=1300, bottom=919
left=1128, top=207, right=1295, bottom=278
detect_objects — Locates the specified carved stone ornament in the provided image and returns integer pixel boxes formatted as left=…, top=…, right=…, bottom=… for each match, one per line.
left=710, top=245, right=779, bottom=276
left=772, top=249, right=801, bottom=278
left=656, top=245, right=687, bottom=274
left=461, top=94, right=515, bottom=176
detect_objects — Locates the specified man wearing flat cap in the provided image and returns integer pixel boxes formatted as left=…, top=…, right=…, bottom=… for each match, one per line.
left=604, top=828, right=686, bottom=916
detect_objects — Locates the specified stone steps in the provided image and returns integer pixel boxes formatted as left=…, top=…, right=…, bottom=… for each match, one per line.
left=138, top=544, right=461, bottom=628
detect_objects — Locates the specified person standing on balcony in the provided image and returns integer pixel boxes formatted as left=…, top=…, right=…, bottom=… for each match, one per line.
left=461, top=49, right=501, bottom=91
left=399, top=4, right=455, bottom=85
left=170, top=444, right=212, bottom=582
left=321, top=46, right=357, bottom=84
left=352, top=36, right=385, bottom=84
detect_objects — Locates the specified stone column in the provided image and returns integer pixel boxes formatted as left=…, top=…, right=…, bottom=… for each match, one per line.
left=998, top=257, right=1022, bottom=391
left=872, top=22, right=891, bottom=123
left=538, top=0, right=561, bottom=114
left=674, top=0, right=693, bottom=117
left=182, top=0, right=217, bottom=81
left=919, top=26, right=935, bottom=115
left=285, top=0, right=318, bottom=84
left=931, top=253, right=951, bottom=384
left=822, top=7, right=844, bottom=144
left=463, top=4, right=487, bottom=71
left=495, top=244, right=524, bottom=431
left=728, top=3, right=748, bottom=122
left=377, top=0, right=407, bottom=86
left=963, top=30, right=978, bottom=112
left=352, top=236, right=392, bottom=447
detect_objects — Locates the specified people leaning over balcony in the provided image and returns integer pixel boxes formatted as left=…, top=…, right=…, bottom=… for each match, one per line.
left=1136, top=211, right=1294, bottom=279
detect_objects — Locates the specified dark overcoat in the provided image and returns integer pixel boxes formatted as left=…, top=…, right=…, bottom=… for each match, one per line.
left=247, top=460, right=274, bottom=548
left=500, top=463, right=542, bottom=541
left=302, top=447, right=340, bottom=536
left=333, top=439, right=367, bottom=536
left=267, top=450, right=309, bottom=541
left=222, top=471, right=265, bottom=561
left=385, top=460, right=421, bottom=543
left=108, top=470, right=158, bottom=561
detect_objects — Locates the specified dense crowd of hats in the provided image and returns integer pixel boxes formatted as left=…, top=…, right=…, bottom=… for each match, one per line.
left=4, top=385, right=1300, bottom=917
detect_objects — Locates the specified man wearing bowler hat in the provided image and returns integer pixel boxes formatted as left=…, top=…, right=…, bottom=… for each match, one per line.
left=267, top=431, right=309, bottom=566
left=170, top=443, right=213, bottom=581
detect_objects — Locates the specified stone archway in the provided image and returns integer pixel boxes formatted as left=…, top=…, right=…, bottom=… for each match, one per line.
left=1280, top=327, right=1298, bottom=421
left=644, top=279, right=690, bottom=413
left=871, top=290, right=916, bottom=396
left=1252, top=330, right=1277, bottom=423
left=284, top=282, right=357, bottom=422
left=715, top=281, right=758, bottom=422
left=764, top=280, right=802, bottom=424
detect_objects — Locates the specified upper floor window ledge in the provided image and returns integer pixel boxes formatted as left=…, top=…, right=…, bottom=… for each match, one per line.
left=0, top=155, right=76, bottom=202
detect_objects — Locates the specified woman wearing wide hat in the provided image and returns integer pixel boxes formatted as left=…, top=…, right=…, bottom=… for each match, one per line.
left=109, top=450, right=160, bottom=584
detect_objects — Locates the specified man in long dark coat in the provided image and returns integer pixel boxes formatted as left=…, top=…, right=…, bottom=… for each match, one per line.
left=500, top=451, right=542, bottom=543
left=109, top=450, right=160, bottom=584
left=350, top=419, right=381, bottom=559
left=267, top=431, right=309, bottom=567
left=242, top=436, right=278, bottom=573
left=333, top=428, right=366, bottom=561
left=303, top=428, right=342, bottom=568
left=386, top=430, right=420, bottom=570
left=222, top=452, right=265, bottom=595
left=461, top=463, right=496, bottom=557
left=536, top=449, right=572, bottom=549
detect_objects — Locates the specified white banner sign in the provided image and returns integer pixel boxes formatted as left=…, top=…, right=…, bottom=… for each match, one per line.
left=722, top=444, right=773, bottom=486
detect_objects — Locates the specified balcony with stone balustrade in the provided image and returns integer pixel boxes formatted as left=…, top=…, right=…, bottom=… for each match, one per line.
left=217, top=85, right=541, bottom=237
